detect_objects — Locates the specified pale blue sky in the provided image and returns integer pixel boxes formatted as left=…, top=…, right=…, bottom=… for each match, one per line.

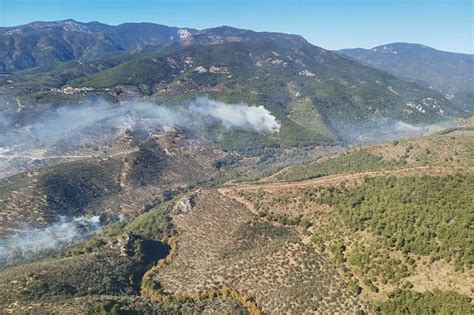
left=0, top=0, right=472, bottom=53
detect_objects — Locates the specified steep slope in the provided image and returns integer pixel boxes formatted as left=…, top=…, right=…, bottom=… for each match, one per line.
left=149, top=189, right=368, bottom=313
left=338, top=43, right=474, bottom=113
left=70, top=38, right=457, bottom=142
left=0, top=129, right=472, bottom=314
left=0, top=198, right=246, bottom=314
left=223, top=129, right=474, bottom=313
left=0, top=21, right=122, bottom=72
left=0, top=21, right=462, bottom=147
left=0, top=130, right=227, bottom=240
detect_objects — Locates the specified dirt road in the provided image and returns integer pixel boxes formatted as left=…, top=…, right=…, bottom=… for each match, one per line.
left=219, top=165, right=472, bottom=193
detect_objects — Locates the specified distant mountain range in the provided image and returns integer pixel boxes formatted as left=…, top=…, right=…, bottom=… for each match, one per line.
left=338, top=43, right=473, bottom=112
left=0, top=20, right=182, bottom=71
left=0, top=19, right=301, bottom=72
left=0, top=20, right=473, bottom=315
left=0, top=20, right=470, bottom=146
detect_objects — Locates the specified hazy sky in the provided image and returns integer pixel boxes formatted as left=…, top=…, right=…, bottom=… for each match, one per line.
left=0, top=0, right=472, bottom=53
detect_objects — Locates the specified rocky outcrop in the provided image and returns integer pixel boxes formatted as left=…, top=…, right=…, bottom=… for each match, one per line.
left=171, top=190, right=200, bottom=215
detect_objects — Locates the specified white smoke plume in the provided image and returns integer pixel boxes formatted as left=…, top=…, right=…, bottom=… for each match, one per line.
left=190, top=97, right=280, bottom=132
left=0, top=216, right=101, bottom=265
left=0, top=96, right=280, bottom=177
left=0, top=96, right=280, bottom=151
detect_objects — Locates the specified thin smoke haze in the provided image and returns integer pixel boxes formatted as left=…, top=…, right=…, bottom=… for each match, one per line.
left=0, top=96, right=281, bottom=177
left=0, top=96, right=280, bottom=150
left=0, top=216, right=101, bottom=265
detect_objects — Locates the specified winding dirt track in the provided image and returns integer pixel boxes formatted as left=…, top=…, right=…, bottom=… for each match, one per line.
left=219, top=166, right=470, bottom=245
left=220, top=165, right=473, bottom=193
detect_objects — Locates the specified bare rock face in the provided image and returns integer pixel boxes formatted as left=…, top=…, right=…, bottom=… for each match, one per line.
left=172, top=197, right=193, bottom=215
left=171, top=190, right=200, bottom=215
left=108, top=232, right=138, bottom=257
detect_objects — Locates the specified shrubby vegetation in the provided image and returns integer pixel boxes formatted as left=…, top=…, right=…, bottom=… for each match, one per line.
left=237, top=169, right=473, bottom=306
left=76, top=57, right=177, bottom=88
left=63, top=198, right=176, bottom=257
left=0, top=197, right=178, bottom=309
left=347, top=243, right=412, bottom=286
left=124, top=199, right=176, bottom=241
left=212, top=155, right=240, bottom=169
left=277, top=150, right=401, bottom=181
left=218, top=128, right=277, bottom=155
left=318, top=174, right=473, bottom=269
left=258, top=211, right=312, bottom=230
left=274, top=115, right=338, bottom=147
left=38, top=161, right=120, bottom=219
left=379, top=289, right=473, bottom=314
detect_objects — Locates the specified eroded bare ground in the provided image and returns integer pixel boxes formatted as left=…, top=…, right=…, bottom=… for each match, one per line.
left=153, top=190, right=368, bottom=314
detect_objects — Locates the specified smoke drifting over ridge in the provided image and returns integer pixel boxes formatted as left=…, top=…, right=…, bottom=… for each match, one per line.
left=0, top=96, right=279, bottom=150
left=367, top=120, right=427, bottom=142
left=336, top=118, right=433, bottom=145
left=0, top=97, right=281, bottom=261
left=0, top=216, right=101, bottom=265
left=0, top=96, right=280, bottom=177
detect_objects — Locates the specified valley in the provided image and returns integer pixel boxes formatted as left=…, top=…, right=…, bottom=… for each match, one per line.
left=0, top=18, right=472, bottom=314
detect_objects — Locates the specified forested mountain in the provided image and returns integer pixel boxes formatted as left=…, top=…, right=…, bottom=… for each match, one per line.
left=1, top=21, right=461, bottom=147
left=0, top=19, right=473, bottom=314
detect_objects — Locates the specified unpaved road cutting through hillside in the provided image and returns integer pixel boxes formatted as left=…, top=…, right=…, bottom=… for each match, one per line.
left=220, top=165, right=472, bottom=193
left=219, top=165, right=474, bottom=267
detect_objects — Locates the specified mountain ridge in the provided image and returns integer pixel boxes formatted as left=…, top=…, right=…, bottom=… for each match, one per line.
left=0, top=20, right=307, bottom=72
left=338, top=43, right=474, bottom=102
left=0, top=19, right=473, bottom=315
left=340, top=42, right=473, bottom=57
left=0, top=21, right=466, bottom=147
